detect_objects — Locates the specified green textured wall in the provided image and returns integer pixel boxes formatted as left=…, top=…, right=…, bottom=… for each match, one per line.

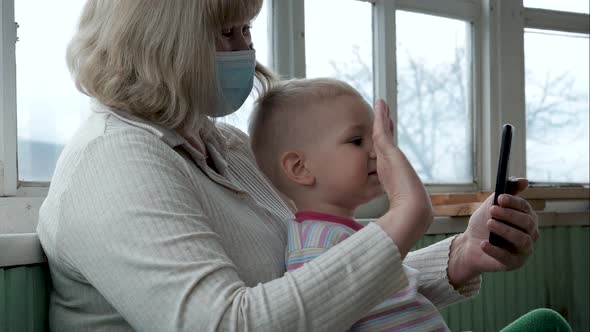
left=0, top=264, right=50, bottom=332
left=414, top=226, right=590, bottom=331
left=0, top=226, right=588, bottom=331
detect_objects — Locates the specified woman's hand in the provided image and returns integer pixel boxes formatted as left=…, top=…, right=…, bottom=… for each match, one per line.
left=448, top=178, right=540, bottom=287
left=373, top=99, right=433, bottom=258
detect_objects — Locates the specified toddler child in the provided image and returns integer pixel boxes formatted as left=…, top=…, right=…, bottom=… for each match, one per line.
left=249, top=78, right=449, bottom=332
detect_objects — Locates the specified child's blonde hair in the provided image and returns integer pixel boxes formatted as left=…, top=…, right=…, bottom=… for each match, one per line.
left=249, top=78, right=370, bottom=192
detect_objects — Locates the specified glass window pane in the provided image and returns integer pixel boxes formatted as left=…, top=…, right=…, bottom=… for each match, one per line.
left=16, top=2, right=269, bottom=180
left=525, top=29, right=589, bottom=183
left=524, top=0, right=589, bottom=14
left=16, top=1, right=89, bottom=182
left=396, top=11, right=472, bottom=184
left=304, top=0, right=373, bottom=103
left=218, top=2, right=270, bottom=133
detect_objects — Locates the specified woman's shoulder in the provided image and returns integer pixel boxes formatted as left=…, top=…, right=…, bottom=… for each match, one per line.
left=215, top=122, right=250, bottom=150
left=52, top=112, right=187, bottom=185
left=68, top=112, right=182, bottom=158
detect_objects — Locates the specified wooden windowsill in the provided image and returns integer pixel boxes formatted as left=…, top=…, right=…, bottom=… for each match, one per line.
left=431, top=186, right=589, bottom=217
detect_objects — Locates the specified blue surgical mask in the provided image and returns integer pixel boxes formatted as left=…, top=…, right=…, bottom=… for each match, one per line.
left=210, top=50, right=256, bottom=117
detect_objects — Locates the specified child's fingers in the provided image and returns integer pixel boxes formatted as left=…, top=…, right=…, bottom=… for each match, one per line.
left=379, top=99, right=394, bottom=136
left=386, top=102, right=395, bottom=138
left=373, top=99, right=394, bottom=153
left=389, top=117, right=394, bottom=135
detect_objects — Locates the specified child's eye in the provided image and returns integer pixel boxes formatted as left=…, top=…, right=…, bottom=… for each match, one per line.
left=242, top=24, right=252, bottom=34
left=350, top=138, right=363, bottom=146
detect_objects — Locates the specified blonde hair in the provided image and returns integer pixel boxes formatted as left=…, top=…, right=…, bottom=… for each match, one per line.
left=67, top=0, right=275, bottom=132
left=249, top=77, right=369, bottom=191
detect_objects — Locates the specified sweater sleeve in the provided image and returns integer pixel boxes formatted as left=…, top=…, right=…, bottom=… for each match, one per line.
left=57, top=129, right=409, bottom=332
left=403, top=235, right=481, bottom=308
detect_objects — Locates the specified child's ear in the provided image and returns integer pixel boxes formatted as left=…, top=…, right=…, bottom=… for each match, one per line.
left=280, top=150, right=315, bottom=186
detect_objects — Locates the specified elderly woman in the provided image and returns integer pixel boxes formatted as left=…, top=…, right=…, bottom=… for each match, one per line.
left=37, top=0, right=540, bottom=331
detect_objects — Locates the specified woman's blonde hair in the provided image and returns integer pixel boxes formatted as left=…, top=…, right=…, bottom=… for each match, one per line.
left=67, top=0, right=275, bottom=132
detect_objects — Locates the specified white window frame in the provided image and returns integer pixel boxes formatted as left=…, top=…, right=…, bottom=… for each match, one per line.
left=524, top=7, right=589, bottom=34
left=1, top=0, right=54, bottom=235
left=1, top=0, right=17, bottom=197
left=386, top=0, right=484, bottom=193
left=521, top=5, right=589, bottom=183
left=270, top=0, right=306, bottom=78
left=1, top=0, right=588, bottom=232
left=481, top=0, right=528, bottom=189
left=265, top=0, right=589, bottom=220
left=283, top=0, right=485, bottom=191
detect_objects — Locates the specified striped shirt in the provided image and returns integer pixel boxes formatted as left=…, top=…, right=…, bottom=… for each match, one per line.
left=287, top=211, right=450, bottom=332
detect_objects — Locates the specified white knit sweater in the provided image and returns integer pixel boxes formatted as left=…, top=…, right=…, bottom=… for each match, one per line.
left=37, top=108, right=479, bottom=331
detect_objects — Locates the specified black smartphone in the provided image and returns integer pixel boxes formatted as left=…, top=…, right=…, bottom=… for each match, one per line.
left=489, top=124, right=516, bottom=249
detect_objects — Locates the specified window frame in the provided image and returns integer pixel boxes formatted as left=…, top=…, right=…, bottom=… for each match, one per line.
left=386, top=0, right=483, bottom=192
left=289, top=0, right=485, bottom=191
left=0, top=0, right=18, bottom=197
left=524, top=7, right=589, bottom=34
left=1, top=0, right=588, bottom=228
left=271, top=0, right=306, bottom=78
left=521, top=5, right=590, bottom=184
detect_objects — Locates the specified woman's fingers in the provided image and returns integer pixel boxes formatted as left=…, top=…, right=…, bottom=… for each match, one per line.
left=487, top=219, right=534, bottom=252
left=491, top=195, right=539, bottom=241
left=467, top=177, right=540, bottom=272
left=481, top=222, right=534, bottom=271
left=480, top=240, right=526, bottom=271
left=505, top=177, right=529, bottom=195
left=498, top=193, right=533, bottom=214
left=483, top=193, right=538, bottom=270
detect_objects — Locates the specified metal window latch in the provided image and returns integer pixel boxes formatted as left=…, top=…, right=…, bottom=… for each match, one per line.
left=15, top=22, right=19, bottom=42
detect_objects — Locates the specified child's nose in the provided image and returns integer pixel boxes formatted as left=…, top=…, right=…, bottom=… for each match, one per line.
left=369, top=149, right=377, bottom=159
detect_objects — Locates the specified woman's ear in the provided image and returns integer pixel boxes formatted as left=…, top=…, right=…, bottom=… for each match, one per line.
left=280, top=150, right=315, bottom=186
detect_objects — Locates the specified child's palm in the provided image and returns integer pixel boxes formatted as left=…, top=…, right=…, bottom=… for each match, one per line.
left=372, top=99, right=432, bottom=257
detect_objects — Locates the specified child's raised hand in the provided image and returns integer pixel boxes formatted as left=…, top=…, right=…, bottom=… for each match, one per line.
left=372, top=99, right=433, bottom=258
